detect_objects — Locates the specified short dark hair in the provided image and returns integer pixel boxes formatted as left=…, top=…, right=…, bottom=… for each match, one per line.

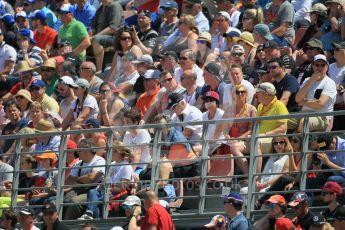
left=267, top=58, right=284, bottom=67
left=4, top=100, right=20, bottom=113
left=81, top=224, right=98, bottom=230
left=78, top=139, right=97, bottom=155
left=2, top=210, right=18, bottom=228
left=124, top=108, right=142, bottom=124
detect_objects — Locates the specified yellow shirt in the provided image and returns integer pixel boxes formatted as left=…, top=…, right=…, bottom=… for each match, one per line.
left=257, top=97, right=289, bottom=134
left=41, top=94, right=60, bottom=113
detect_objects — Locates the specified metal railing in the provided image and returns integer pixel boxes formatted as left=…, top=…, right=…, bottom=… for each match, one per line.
left=1, top=110, right=345, bottom=226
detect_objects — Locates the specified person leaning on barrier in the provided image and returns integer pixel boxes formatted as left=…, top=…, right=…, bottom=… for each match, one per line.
left=0, top=209, right=18, bottom=230
left=63, top=138, right=106, bottom=220
left=128, top=190, right=175, bottom=230
left=288, top=192, right=316, bottom=230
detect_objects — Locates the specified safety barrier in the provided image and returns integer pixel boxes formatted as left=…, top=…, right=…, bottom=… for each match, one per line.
left=1, top=110, right=345, bottom=227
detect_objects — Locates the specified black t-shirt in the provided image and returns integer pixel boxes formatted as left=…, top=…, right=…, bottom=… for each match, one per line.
left=294, top=211, right=315, bottom=230
left=295, top=61, right=313, bottom=85
left=137, top=28, right=158, bottom=50
left=322, top=204, right=343, bottom=220
left=1, top=118, right=28, bottom=153
left=18, top=174, right=38, bottom=195
left=281, top=54, right=297, bottom=75
left=132, top=75, right=145, bottom=105
left=273, top=73, right=300, bottom=112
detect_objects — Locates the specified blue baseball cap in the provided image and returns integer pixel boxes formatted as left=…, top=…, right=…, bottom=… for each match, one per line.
left=223, top=192, right=243, bottom=203
left=288, top=192, right=311, bottom=207
left=57, top=4, right=73, bottom=14
left=19, top=28, right=36, bottom=44
left=30, top=10, right=47, bottom=21
left=253, top=24, right=273, bottom=41
left=83, top=118, right=100, bottom=128
left=223, top=30, right=241, bottom=39
left=30, top=79, right=46, bottom=88
left=1, top=14, right=15, bottom=26
left=160, top=1, right=178, bottom=10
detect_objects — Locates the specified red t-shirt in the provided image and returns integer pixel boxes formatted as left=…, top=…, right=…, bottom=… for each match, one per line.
left=34, top=26, right=58, bottom=50
left=138, top=0, right=159, bottom=12
left=141, top=204, right=174, bottom=230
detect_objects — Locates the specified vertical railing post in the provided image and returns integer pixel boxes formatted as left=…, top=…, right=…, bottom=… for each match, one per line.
left=246, top=119, right=260, bottom=219
left=300, top=117, right=310, bottom=191
left=56, top=134, right=67, bottom=219
left=151, top=128, right=162, bottom=193
left=103, top=129, right=114, bottom=219
left=198, top=123, right=209, bottom=214
left=11, top=137, right=22, bottom=210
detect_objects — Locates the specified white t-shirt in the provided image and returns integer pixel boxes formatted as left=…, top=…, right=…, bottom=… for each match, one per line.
left=174, top=64, right=205, bottom=87
left=0, top=43, right=16, bottom=73
left=71, top=94, right=99, bottom=120
left=123, top=129, right=151, bottom=169
left=70, top=155, right=105, bottom=180
left=261, top=155, right=288, bottom=184
left=328, top=63, right=345, bottom=84
left=59, top=98, right=76, bottom=120
left=171, top=104, right=203, bottom=141
left=301, top=76, right=337, bottom=116
left=223, top=80, right=255, bottom=108
left=110, top=160, right=134, bottom=184
left=202, top=108, right=225, bottom=140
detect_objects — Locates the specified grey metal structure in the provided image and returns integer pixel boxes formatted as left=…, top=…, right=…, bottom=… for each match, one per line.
left=1, top=110, right=344, bottom=228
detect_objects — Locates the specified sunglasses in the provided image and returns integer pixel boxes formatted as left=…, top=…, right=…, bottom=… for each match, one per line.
left=99, top=89, right=111, bottom=94
left=178, top=21, right=185, bottom=25
left=180, top=56, right=188, bottom=61
left=121, top=36, right=131, bottom=41
left=41, top=68, right=53, bottom=72
left=265, top=203, right=279, bottom=209
left=160, top=78, right=173, bottom=83
left=23, top=3, right=29, bottom=6
left=231, top=52, right=243, bottom=57
left=197, top=40, right=206, bottom=45
left=268, top=65, right=279, bottom=70
left=236, top=90, right=246, bottom=95
left=314, top=63, right=326, bottom=68
left=273, top=140, right=286, bottom=145
left=123, top=205, right=134, bottom=210
left=321, top=190, right=334, bottom=196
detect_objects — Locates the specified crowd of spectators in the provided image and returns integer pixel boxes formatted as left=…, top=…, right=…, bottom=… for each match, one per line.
left=1, top=0, right=345, bottom=228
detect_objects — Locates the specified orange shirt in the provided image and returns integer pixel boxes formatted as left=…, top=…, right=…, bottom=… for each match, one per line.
left=136, top=88, right=160, bottom=117
left=34, top=26, right=58, bottom=50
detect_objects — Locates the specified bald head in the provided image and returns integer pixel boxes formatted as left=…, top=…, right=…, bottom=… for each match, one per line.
left=142, top=190, right=159, bottom=203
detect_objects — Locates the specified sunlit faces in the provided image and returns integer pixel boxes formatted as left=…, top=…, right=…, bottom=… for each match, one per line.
left=229, top=67, right=243, bottom=85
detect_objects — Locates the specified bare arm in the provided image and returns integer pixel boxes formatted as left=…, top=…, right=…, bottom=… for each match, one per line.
left=105, top=51, right=118, bottom=82
left=75, top=107, right=92, bottom=124
left=265, top=122, right=287, bottom=135
left=73, top=36, right=91, bottom=56
left=62, top=109, right=74, bottom=130
left=76, top=171, right=103, bottom=184
left=0, top=61, right=14, bottom=76
left=280, top=91, right=292, bottom=106
left=271, top=22, right=290, bottom=37
left=299, top=95, right=331, bottom=110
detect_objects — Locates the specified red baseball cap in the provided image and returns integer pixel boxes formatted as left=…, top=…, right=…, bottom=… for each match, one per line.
left=67, top=139, right=77, bottom=149
left=275, top=217, right=294, bottom=230
left=54, top=56, right=65, bottom=65
left=323, top=181, right=343, bottom=195
left=265, top=195, right=286, bottom=205
left=203, top=91, right=220, bottom=101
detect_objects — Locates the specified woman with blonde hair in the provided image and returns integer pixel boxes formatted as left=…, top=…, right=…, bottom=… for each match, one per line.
left=163, top=14, right=198, bottom=55
left=241, top=8, right=264, bottom=32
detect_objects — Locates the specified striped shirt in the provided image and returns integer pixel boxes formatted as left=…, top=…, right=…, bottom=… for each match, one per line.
left=17, top=46, right=43, bottom=66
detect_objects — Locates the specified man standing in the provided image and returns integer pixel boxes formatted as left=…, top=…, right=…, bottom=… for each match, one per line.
left=57, top=4, right=91, bottom=61
left=223, top=192, right=249, bottom=230
left=269, top=58, right=300, bottom=112
left=288, top=192, right=315, bottom=230
left=91, top=0, right=123, bottom=71
left=129, top=190, right=174, bottom=230
left=71, top=0, right=96, bottom=32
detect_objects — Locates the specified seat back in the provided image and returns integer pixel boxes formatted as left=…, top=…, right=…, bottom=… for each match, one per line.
left=207, top=154, right=234, bottom=183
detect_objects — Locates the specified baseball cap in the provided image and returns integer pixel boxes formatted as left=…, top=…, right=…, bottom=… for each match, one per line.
left=233, top=31, right=255, bottom=47
left=132, top=54, right=153, bottom=64
left=263, top=40, right=279, bottom=49
left=265, top=195, right=286, bottom=205
left=30, top=79, right=46, bottom=88
left=161, top=51, right=178, bottom=60
left=253, top=24, right=273, bottom=41
left=19, top=28, right=36, bottom=44
left=16, top=11, right=27, bottom=19
left=19, top=208, right=35, bottom=215
left=314, top=54, right=329, bottom=65
left=160, top=1, right=178, bottom=10
left=1, top=14, right=15, bottom=25
left=204, top=215, right=227, bottom=228
left=332, top=41, right=345, bottom=49
left=59, top=76, right=78, bottom=88
left=317, top=133, right=334, bottom=151
left=256, top=82, right=276, bottom=96
left=223, top=30, right=241, bottom=39
left=322, top=181, right=343, bottom=195
left=31, top=10, right=46, bottom=21
left=167, top=92, right=184, bottom=110
left=311, top=213, right=327, bottom=225
left=216, top=11, right=231, bottom=21
left=288, top=192, right=310, bottom=207
left=138, top=9, right=151, bottom=18
left=67, top=139, right=77, bottom=149
left=256, top=65, right=268, bottom=74
left=57, top=4, right=72, bottom=14
left=122, top=52, right=137, bottom=62
left=305, top=38, right=324, bottom=51
left=36, top=151, right=57, bottom=161
left=275, top=217, right=294, bottom=230
left=204, top=61, right=221, bottom=77
left=307, top=3, right=327, bottom=13
left=75, top=78, right=90, bottom=89
left=203, top=91, right=220, bottom=101
left=83, top=118, right=101, bottom=128
left=144, top=69, right=161, bottom=80
left=122, top=195, right=141, bottom=206
left=223, top=192, right=244, bottom=203
left=230, top=44, right=245, bottom=54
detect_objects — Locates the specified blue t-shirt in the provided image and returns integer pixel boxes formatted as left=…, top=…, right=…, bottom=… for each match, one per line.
left=228, top=213, right=249, bottom=230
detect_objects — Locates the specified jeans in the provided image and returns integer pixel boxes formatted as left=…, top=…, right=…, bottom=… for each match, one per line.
left=86, top=188, right=104, bottom=218
left=328, top=175, right=345, bottom=187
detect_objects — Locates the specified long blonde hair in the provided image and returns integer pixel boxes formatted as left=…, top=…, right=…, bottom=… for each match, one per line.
left=233, top=84, right=249, bottom=117
left=180, top=14, right=199, bottom=34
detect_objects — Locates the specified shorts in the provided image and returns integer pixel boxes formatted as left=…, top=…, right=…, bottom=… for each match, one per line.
left=92, top=34, right=114, bottom=48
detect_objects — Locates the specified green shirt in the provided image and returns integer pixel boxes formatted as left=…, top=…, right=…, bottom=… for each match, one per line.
left=58, top=18, right=88, bottom=60
left=46, top=75, right=59, bottom=96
